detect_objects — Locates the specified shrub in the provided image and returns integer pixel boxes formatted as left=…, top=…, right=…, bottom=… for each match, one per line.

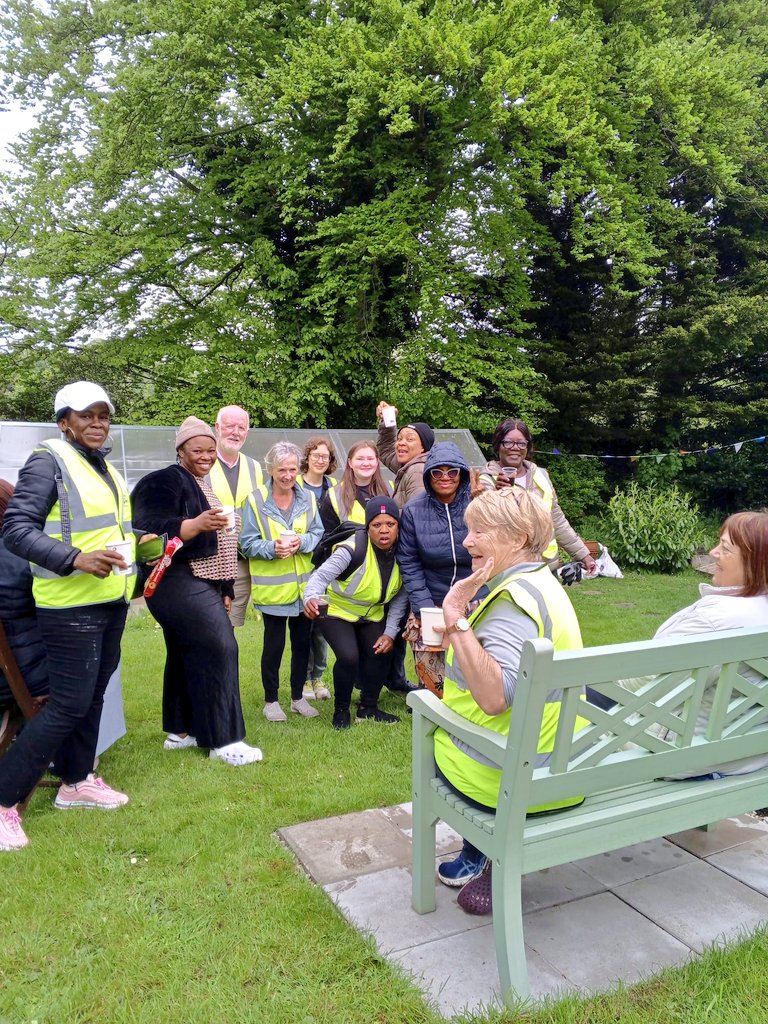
left=605, top=482, right=703, bottom=573
left=537, top=455, right=609, bottom=521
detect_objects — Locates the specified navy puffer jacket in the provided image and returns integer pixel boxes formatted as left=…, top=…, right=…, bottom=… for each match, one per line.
left=396, top=442, right=473, bottom=614
left=0, top=537, right=49, bottom=706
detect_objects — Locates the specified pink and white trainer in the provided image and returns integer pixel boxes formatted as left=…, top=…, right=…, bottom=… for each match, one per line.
left=0, top=806, right=29, bottom=851
left=55, top=774, right=129, bottom=810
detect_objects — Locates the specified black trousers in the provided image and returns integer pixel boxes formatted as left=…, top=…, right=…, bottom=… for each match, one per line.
left=261, top=612, right=313, bottom=702
left=319, top=615, right=394, bottom=713
left=146, top=563, right=245, bottom=749
left=0, top=600, right=127, bottom=806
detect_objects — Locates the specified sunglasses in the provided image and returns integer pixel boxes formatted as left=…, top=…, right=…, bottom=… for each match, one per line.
left=429, top=467, right=461, bottom=481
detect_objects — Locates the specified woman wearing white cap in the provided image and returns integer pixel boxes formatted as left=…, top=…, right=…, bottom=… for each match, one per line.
left=0, top=381, right=136, bottom=852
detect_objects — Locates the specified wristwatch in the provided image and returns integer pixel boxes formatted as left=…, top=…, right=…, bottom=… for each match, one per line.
left=444, top=617, right=471, bottom=637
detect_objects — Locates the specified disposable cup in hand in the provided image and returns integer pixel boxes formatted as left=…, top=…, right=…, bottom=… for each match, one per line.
left=281, top=529, right=297, bottom=540
left=106, top=539, right=133, bottom=576
left=382, top=406, right=397, bottom=428
left=220, top=505, right=236, bottom=531
left=317, top=597, right=330, bottom=618
left=420, top=607, right=445, bottom=645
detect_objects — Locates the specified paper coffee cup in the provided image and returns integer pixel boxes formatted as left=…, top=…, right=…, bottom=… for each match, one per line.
left=220, top=505, right=236, bottom=531
left=281, top=529, right=297, bottom=540
left=420, top=607, right=445, bottom=646
left=106, top=539, right=134, bottom=576
left=382, top=406, right=397, bottom=428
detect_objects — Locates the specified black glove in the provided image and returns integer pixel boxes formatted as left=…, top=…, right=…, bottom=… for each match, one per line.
left=559, top=561, right=582, bottom=587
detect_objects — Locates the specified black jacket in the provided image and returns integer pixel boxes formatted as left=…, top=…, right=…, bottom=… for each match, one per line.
left=131, top=464, right=220, bottom=564
left=0, top=537, right=49, bottom=705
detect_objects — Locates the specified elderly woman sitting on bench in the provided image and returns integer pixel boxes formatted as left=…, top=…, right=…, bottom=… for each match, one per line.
left=432, top=487, right=587, bottom=914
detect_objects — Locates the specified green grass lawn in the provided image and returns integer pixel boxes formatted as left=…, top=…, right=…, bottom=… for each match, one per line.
left=5, top=570, right=768, bottom=1023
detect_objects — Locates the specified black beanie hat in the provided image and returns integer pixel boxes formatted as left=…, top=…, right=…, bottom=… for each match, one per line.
left=365, top=494, right=400, bottom=527
left=404, top=422, right=435, bottom=453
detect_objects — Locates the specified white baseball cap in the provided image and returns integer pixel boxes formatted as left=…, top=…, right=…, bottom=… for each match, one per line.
left=54, top=381, right=115, bottom=418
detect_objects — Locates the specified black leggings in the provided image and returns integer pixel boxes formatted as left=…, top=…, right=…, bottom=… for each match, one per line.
left=261, top=612, right=313, bottom=702
left=318, top=615, right=393, bottom=712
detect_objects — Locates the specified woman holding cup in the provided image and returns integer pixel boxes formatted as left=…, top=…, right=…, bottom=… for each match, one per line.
left=375, top=401, right=435, bottom=508
left=240, top=442, right=324, bottom=722
left=304, top=496, right=409, bottom=729
left=131, top=417, right=262, bottom=766
left=0, top=381, right=136, bottom=848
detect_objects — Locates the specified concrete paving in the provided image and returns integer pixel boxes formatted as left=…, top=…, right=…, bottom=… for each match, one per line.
left=277, top=806, right=768, bottom=1018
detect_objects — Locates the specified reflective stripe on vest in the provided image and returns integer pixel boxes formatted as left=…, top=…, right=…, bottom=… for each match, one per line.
left=31, top=439, right=135, bottom=609
left=326, top=538, right=401, bottom=623
left=247, top=485, right=316, bottom=605
left=206, top=455, right=263, bottom=509
left=434, top=564, right=586, bottom=811
left=328, top=484, right=366, bottom=524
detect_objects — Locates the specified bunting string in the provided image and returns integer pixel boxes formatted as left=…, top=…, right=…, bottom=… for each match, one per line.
left=534, top=434, right=766, bottom=461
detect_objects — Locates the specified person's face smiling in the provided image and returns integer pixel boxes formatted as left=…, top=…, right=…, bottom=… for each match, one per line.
left=179, top=436, right=217, bottom=477
left=497, top=428, right=529, bottom=470
left=395, top=428, right=424, bottom=466
left=59, top=403, right=111, bottom=450
left=710, top=529, right=746, bottom=589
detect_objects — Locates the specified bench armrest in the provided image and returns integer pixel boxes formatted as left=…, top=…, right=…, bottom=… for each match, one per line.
left=407, top=688, right=508, bottom=768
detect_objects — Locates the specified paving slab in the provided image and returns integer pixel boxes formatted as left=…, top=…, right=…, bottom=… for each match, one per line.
left=325, top=865, right=490, bottom=952
left=616, top=859, right=768, bottom=951
left=668, top=814, right=768, bottom=857
left=706, top=833, right=768, bottom=896
left=521, top=862, right=607, bottom=913
left=390, top=924, right=575, bottom=1016
left=575, top=837, right=696, bottom=888
left=277, top=808, right=412, bottom=884
left=524, top=891, right=692, bottom=991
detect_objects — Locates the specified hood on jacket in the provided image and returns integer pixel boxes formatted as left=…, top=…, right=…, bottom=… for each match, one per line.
left=423, top=442, right=471, bottom=497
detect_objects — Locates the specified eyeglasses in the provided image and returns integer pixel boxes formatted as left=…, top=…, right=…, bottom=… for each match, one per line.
left=309, top=451, right=330, bottom=460
left=429, top=467, right=461, bottom=481
left=500, top=439, right=528, bottom=451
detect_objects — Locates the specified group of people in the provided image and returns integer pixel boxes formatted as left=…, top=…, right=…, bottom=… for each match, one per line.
left=2, top=381, right=767, bottom=918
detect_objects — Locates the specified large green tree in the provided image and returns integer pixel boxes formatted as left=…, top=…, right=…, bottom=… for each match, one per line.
left=1, top=0, right=766, bottom=446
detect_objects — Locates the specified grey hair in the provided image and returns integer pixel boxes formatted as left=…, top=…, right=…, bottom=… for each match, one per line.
left=265, top=441, right=302, bottom=474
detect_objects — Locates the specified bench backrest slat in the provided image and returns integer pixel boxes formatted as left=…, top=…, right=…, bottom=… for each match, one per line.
left=496, top=628, right=768, bottom=817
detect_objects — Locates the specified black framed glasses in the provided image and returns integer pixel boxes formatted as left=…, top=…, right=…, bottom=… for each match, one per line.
left=500, top=439, right=528, bottom=451
left=429, top=467, right=461, bottom=481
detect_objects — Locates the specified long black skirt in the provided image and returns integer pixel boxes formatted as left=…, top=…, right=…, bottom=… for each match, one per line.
left=145, top=562, right=245, bottom=749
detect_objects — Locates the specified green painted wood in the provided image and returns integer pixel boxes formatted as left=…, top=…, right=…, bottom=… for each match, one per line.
left=407, top=626, right=768, bottom=1005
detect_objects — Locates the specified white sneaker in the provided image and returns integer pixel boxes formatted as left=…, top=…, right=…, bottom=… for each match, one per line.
left=290, top=697, right=320, bottom=718
left=164, top=733, right=198, bottom=750
left=302, top=683, right=316, bottom=700
left=209, top=742, right=263, bottom=766
left=263, top=702, right=287, bottom=722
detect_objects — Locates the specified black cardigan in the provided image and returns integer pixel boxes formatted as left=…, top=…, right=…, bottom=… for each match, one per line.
left=131, top=464, right=220, bottom=566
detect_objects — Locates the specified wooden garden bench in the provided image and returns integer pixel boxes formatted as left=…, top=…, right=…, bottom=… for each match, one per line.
left=407, top=626, right=768, bottom=1004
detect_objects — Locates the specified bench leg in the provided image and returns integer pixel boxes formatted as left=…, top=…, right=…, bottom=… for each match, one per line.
left=411, top=798, right=438, bottom=914
left=492, top=858, right=529, bottom=1004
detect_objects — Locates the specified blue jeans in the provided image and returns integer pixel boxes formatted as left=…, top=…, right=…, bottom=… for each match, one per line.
left=0, top=601, right=127, bottom=806
left=306, top=622, right=329, bottom=681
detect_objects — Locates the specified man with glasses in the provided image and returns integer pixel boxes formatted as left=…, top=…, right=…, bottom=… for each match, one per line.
left=480, top=418, right=597, bottom=575
left=207, top=405, right=264, bottom=627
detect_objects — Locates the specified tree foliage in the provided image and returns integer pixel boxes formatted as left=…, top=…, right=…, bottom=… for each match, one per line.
left=0, top=0, right=766, bottom=467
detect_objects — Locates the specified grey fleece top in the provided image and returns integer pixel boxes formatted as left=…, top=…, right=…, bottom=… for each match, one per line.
left=304, top=543, right=409, bottom=638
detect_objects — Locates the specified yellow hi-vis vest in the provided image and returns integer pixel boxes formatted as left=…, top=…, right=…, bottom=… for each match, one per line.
left=479, top=466, right=558, bottom=561
left=206, top=454, right=263, bottom=509
left=31, top=439, right=136, bottom=609
left=328, top=483, right=366, bottom=524
left=326, top=538, right=401, bottom=623
left=247, top=485, right=317, bottom=606
left=434, top=564, right=586, bottom=811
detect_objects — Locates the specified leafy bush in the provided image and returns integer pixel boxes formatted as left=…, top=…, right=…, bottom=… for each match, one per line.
left=605, top=482, right=703, bottom=573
